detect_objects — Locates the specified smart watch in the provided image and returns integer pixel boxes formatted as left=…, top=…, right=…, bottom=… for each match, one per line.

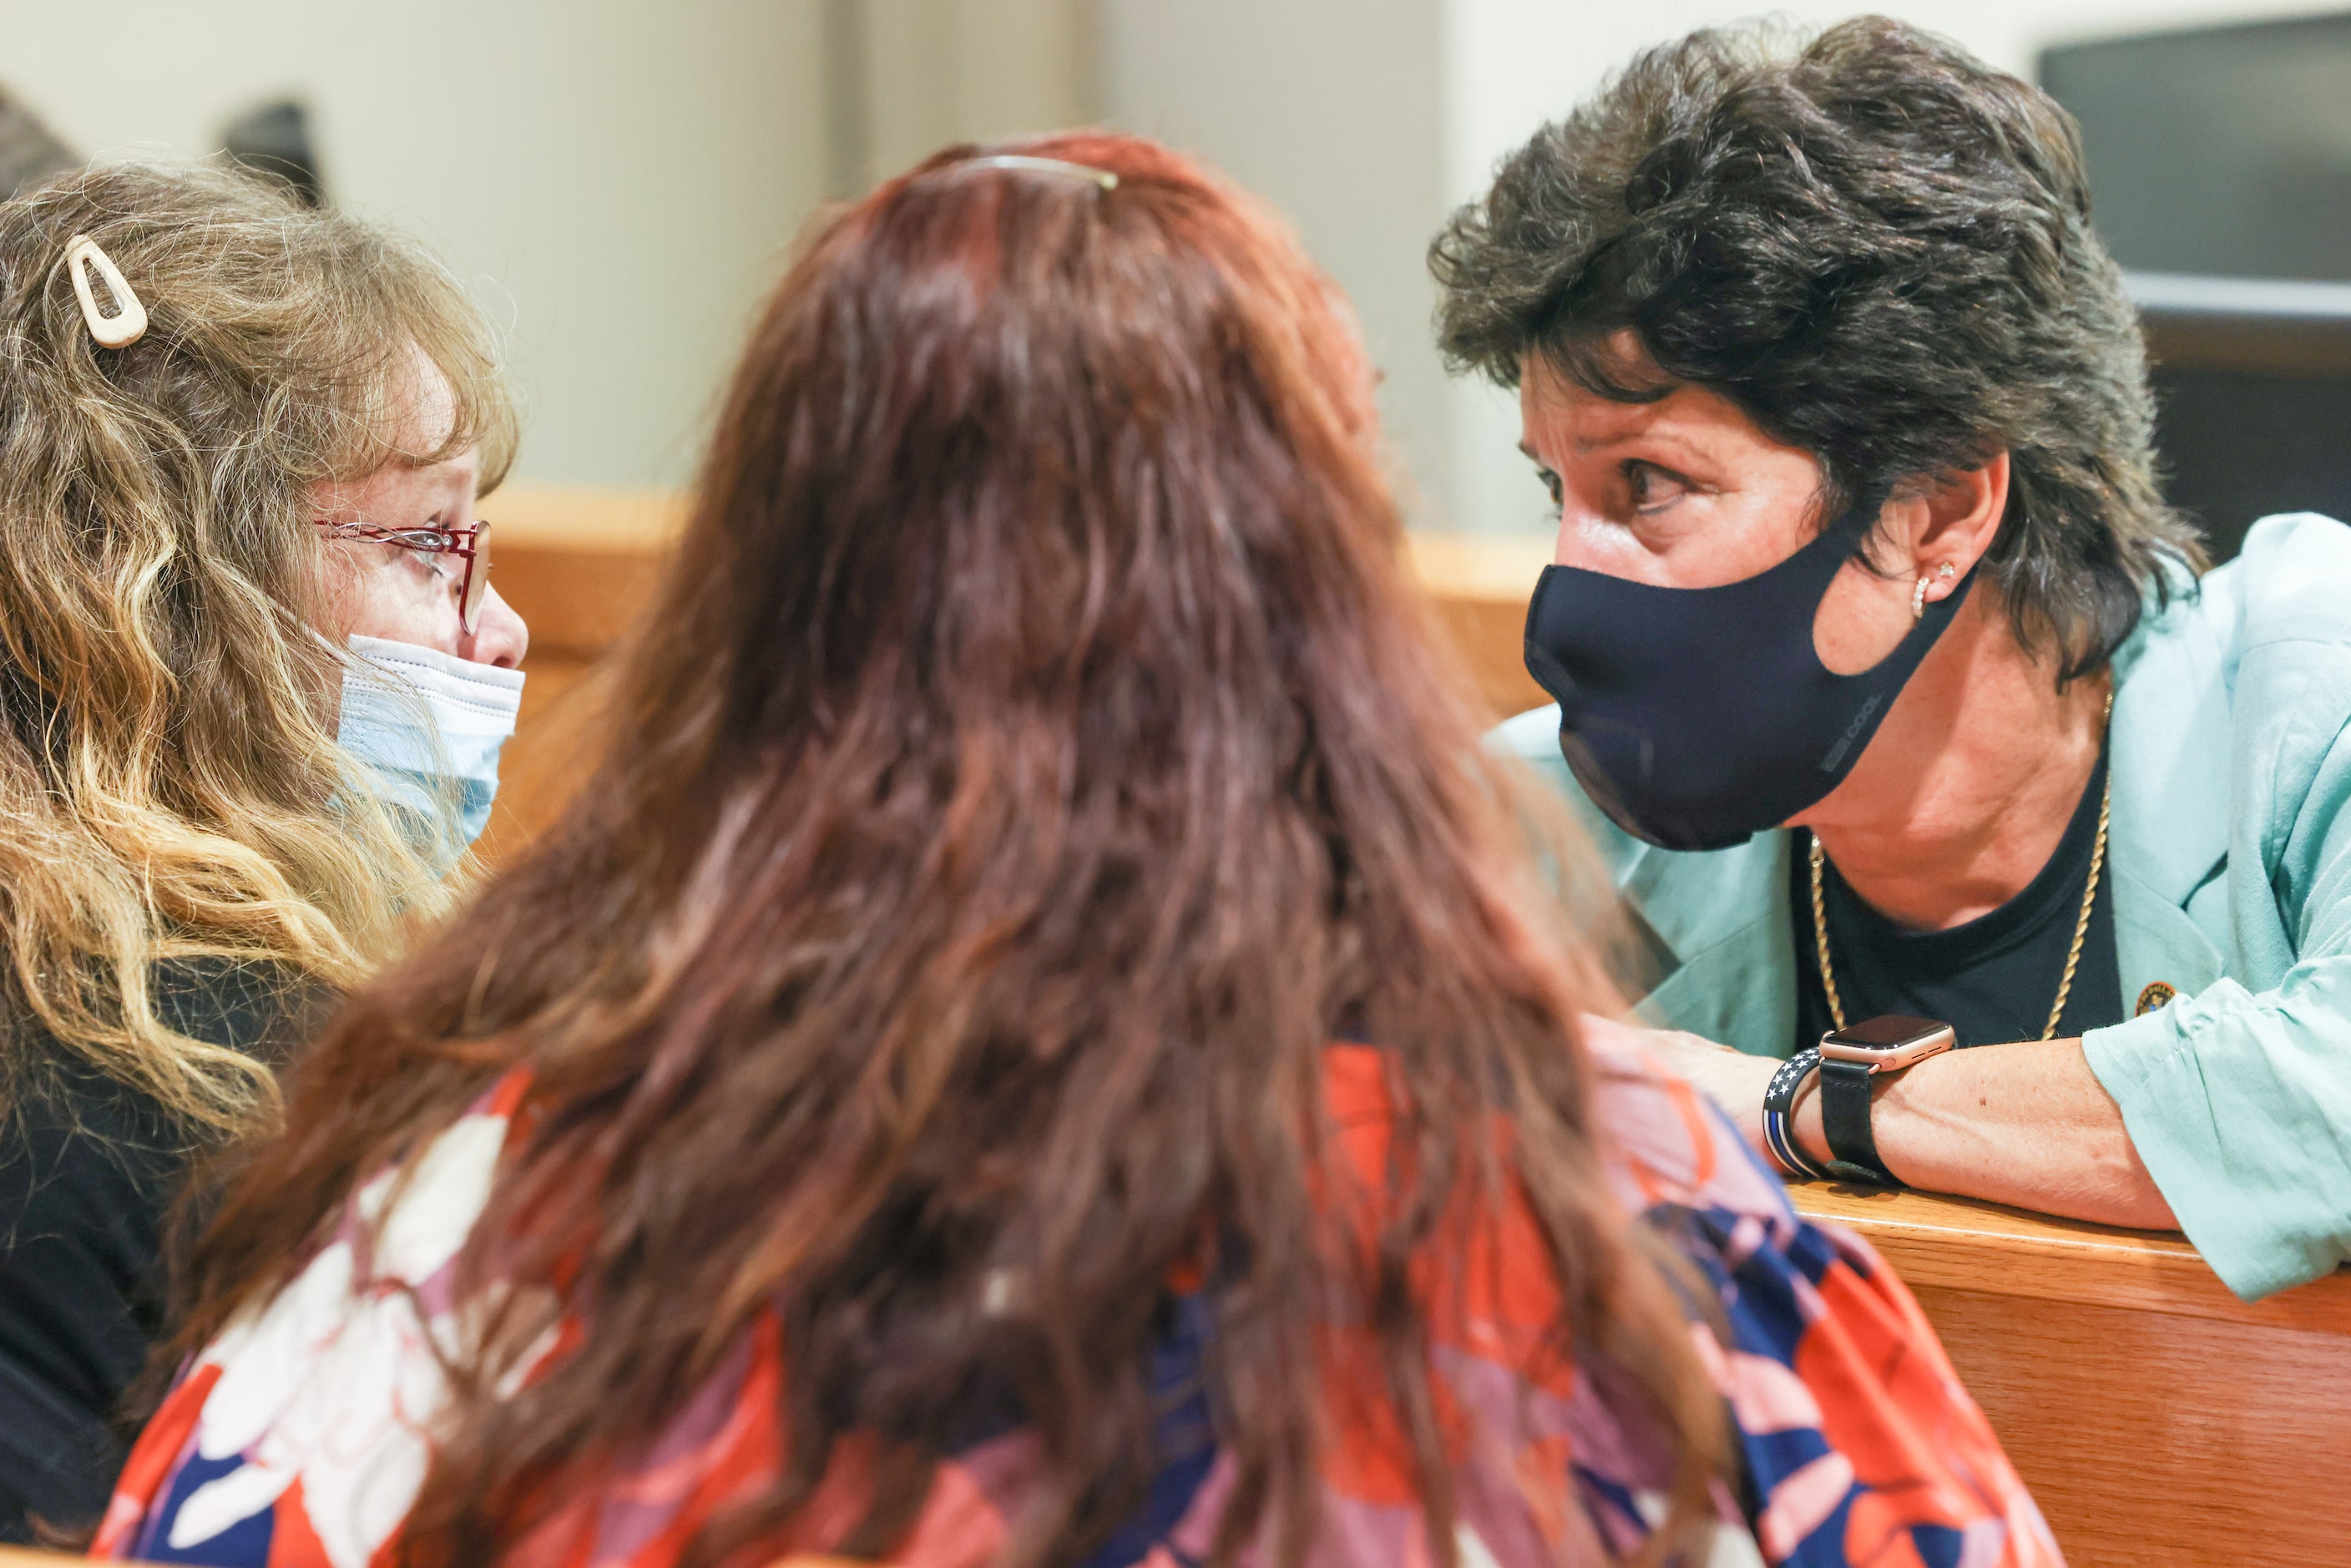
left=1816, top=1014, right=1954, bottom=1186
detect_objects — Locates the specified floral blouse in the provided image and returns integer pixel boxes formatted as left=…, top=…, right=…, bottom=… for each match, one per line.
left=94, top=1046, right=2061, bottom=1568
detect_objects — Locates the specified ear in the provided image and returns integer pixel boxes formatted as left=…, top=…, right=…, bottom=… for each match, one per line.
left=1898, top=451, right=2008, bottom=604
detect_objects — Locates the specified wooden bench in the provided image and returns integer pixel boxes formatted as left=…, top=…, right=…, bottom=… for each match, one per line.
left=1793, top=1181, right=2351, bottom=1567
left=479, top=487, right=1552, bottom=860
left=473, top=486, right=684, bottom=857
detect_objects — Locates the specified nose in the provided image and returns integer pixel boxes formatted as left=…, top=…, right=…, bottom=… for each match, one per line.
left=1552, top=500, right=1607, bottom=571
left=1552, top=513, right=1590, bottom=569
left=458, top=584, right=528, bottom=669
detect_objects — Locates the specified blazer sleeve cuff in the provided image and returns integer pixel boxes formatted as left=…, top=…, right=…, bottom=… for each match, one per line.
left=2086, top=977, right=2351, bottom=1301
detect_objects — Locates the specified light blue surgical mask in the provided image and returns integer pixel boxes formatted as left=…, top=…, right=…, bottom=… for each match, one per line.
left=339, top=634, right=524, bottom=866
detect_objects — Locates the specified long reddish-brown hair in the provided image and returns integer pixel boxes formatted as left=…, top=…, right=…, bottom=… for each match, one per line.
left=170, top=134, right=1722, bottom=1565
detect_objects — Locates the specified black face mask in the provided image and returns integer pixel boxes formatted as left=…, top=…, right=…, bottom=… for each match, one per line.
left=1521, top=497, right=1976, bottom=852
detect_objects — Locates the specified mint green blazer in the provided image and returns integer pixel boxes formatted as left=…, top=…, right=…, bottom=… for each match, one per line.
left=1493, top=513, right=2351, bottom=1301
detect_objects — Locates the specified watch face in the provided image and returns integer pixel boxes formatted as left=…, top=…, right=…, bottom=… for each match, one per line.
left=1819, top=1014, right=1956, bottom=1071
left=1825, top=1014, right=1947, bottom=1052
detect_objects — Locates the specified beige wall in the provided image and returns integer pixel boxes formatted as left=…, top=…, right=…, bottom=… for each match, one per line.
left=5, top=0, right=829, bottom=491
left=1100, top=0, right=1454, bottom=524
left=833, top=0, right=1099, bottom=192
left=8, top=0, right=2334, bottom=518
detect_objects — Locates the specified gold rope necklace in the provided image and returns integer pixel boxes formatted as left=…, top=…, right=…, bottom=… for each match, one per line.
left=1807, top=700, right=2111, bottom=1042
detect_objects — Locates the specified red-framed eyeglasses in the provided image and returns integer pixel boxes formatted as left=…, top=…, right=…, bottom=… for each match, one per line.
left=313, top=518, right=493, bottom=635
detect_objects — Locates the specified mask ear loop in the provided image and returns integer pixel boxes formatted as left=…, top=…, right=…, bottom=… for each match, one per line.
left=63, top=235, right=147, bottom=348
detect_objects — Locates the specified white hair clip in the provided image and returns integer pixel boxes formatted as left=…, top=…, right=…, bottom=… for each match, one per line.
left=962, top=154, right=1117, bottom=190
left=64, top=235, right=147, bottom=349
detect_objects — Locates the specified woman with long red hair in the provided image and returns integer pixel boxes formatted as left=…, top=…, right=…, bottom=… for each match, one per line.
left=96, top=136, right=2057, bottom=1568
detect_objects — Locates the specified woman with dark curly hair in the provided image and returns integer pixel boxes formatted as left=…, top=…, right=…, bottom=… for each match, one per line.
left=94, top=135, right=2055, bottom=1568
left=1433, top=16, right=2351, bottom=1301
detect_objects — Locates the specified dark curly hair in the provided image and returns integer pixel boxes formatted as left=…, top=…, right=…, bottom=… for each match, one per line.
left=1430, top=16, right=2202, bottom=681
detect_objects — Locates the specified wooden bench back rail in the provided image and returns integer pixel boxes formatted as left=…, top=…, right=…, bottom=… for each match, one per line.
left=481, top=487, right=1553, bottom=860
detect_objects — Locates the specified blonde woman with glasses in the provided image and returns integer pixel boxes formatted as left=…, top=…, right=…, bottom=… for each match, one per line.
left=0, top=162, right=528, bottom=1542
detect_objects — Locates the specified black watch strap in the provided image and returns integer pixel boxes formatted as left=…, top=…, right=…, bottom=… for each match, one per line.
left=1818, top=1058, right=1902, bottom=1186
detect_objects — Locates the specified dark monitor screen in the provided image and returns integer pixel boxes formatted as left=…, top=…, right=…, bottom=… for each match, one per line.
left=2042, top=17, right=2351, bottom=559
left=2040, top=13, right=2351, bottom=282
left=2151, top=362, right=2351, bottom=559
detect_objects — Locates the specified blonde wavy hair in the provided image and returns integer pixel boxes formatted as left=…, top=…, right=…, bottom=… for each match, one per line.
left=0, top=161, right=518, bottom=1131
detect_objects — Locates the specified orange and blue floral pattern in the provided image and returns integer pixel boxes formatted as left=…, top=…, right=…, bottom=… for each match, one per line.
left=94, top=1047, right=2060, bottom=1568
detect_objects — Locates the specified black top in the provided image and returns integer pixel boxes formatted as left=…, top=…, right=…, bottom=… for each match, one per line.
left=0, top=962, right=321, bottom=1545
left=1792, top=748, right=2124, bottom=1053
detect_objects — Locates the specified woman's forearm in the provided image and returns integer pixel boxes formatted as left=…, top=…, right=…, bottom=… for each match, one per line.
left=1793, top=1038, right=2179, bottom=1230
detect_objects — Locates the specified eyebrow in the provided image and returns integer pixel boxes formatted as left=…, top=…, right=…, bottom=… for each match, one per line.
left=1577, top=412, right=1699, bottom=456
left=1525, top=426, right=1711, bottom=466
